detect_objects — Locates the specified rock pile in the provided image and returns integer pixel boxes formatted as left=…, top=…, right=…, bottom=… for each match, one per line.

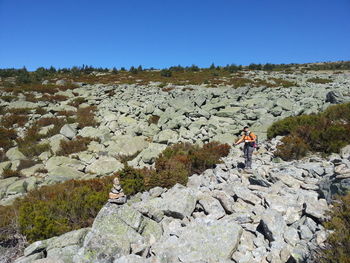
left=108, top=177, right=127, bottom=204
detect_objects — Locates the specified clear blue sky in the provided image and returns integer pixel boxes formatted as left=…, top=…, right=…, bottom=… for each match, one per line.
left=0, top=0, right=349, bottom=70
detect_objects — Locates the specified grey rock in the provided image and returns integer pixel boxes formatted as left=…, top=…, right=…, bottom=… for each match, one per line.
left=258, top=209, right=286, bottom=242
left=5, top=147, right=26, bottom=161
left=60, top=124, right=77, bottom=139
left=86, top=157, right=124, bottom=175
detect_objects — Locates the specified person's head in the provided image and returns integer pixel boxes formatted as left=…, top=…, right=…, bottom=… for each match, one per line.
left=243, top=126, right=249, bottom=133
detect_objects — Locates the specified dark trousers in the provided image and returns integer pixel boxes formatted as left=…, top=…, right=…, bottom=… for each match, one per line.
left=243, top=144, right=254, bottom=169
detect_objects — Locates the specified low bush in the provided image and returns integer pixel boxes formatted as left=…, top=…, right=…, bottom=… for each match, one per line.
left=117, top=142, right=230, bottom=193
left=2, top=169, right=23, bottom=179
left=317, top=193, right=350, bottom=263
left=275, top=135, right=310, bottom=161
left=0, top=176, right=113, bottom=243
left=76, top=106, right=98, bottom=128
left=267, top=114, right=321, bottom=139
left=56, top=136, right=98, bottom=156
left=16, top=125, right=51, bottom=157
left=68, top=97, right=86, bottom=107
left=118, top=165, right=146, bottom=195
left=0, top=95, right=16, bottom=102
left=307, top=78, right=332, bottom=84
left=269, top=77, right=297, bottom=88
left=147, top=159, right=189, bottom=189
left=0, top=128, right=17, bottom=151
left=0, top=114, right=28, bottom=128
left=268, top=103, right=350, bottom=160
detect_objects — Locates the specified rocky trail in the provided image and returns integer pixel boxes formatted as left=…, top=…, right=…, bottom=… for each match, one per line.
left=13, top=137, right=350, bottom=263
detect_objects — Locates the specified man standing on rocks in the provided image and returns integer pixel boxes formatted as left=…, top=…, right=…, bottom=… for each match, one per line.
left=234, top=126, right=257, bottom=170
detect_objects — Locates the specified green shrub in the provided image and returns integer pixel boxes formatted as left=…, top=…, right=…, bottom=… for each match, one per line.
left=275, top=135, right=310, bottom=161
left=268, top=103, right=350, bottom=159
left=160, top=69, right=172, bottom=77
left=117, top=142, right=230, bottom=194
left=307, top=78, right=332, bottom=84
left=147, top=160, right=189, bottom=189
left=118, top=165, right=146, bottom=195
left=190, top=142, right=230, bottom=174
left=323, top=103, right=350, bottom=123
left=1, top=177, right=113, bottom=243
left=0, top=205, right=18, bottom=245
left=267, top=114, right=321, bottom=139
left=317, top=193, right=350, bottom=263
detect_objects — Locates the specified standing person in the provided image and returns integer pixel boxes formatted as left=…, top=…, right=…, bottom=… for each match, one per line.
left=234, top=126, right=257, bottom=170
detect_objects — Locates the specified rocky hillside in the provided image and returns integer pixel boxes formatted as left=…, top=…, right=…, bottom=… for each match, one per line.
left=13, top=138, right=350, bottom=263
left=1, top=69, right=350, bottom=263
left=0, top=70, right=350, bottom=206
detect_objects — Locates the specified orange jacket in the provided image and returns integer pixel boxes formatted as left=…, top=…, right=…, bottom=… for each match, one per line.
left=236, top=132, right=256, bottom=144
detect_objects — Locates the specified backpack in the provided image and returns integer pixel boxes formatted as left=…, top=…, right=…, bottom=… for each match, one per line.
left=249, top=133, right=259, bottom=149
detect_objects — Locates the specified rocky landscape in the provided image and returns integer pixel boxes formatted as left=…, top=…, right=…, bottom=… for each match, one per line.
left=1, top=70, right=350, bottom=205
left=12, top=138, right=350, bottom=263
left=1, top=69, right=350, bottom=263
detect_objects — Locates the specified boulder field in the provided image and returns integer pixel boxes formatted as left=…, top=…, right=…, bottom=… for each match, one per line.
left=14, top=138, right=350, bottom=263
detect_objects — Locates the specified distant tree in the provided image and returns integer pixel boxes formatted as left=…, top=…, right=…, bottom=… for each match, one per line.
left=187, top=64, right=200, bottom=72
left=209, top=63, right=216, bottom=70
left=161, top=69, right=172, bottom=77
left=137, top=65, right=143, bottom=72
left=49, top=66, right=57, bottom=73
left=17, top=66, right=31, bottom=84
left=129, top=66, right=139, bottom=74
left=112, top=67, right=118, bottom=74
left=263, top=63, right=274, bottom=71
left=169, top=65, right=184, bottom=72
left=120, top=67, right=126, bottom=71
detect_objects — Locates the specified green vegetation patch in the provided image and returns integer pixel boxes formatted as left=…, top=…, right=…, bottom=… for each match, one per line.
left=267, top=103, right=350, bottom=160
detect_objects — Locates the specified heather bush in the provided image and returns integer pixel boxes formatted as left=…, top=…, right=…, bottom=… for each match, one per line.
left=275, top=135, right=310, bottom=161
left=0, top=114, right=28, bottom=128
left=0, top=177, right=113, bottom=243
left=317, top=193, right=350, bottom=263
left=118, top=165, right=146, bottom=195
left=147, top=159, right=189, bottom=189
left=76, top=106, right=98, bottom=128
left=267, top=114, right=321, bottom=139
left=307, top=77, right=332, bottom=84
left=2, top=169, right=23, bottom=179
left=269, top=103, right=350, bottom=160
left=117, top=142, right=230, bottom=193
left=56, top=136, right=98, bottom=156
left=0, top=128, right=17, bottom=151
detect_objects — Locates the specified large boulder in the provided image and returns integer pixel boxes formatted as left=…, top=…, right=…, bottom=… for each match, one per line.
left=153, top=129, right=178, bottom=144
left=5, top=147, right=26, bottom=161
left=106, top=136, right=149, bottom=157
left=75, top=204, right=145, bottom=263
left=325, top=90, right=344, bottom=104
left=86, top=157, right=124, bottom=175
left=152, top=217, right=243, bottom=262
left=60, top=124, right=77, bottom=139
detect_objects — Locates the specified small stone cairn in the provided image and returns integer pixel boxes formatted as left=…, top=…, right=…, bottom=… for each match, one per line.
left=108, top=177, right=127, bottom=204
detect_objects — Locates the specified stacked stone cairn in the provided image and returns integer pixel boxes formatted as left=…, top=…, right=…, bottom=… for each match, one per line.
left=108, top=177, right=126, bottom=204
